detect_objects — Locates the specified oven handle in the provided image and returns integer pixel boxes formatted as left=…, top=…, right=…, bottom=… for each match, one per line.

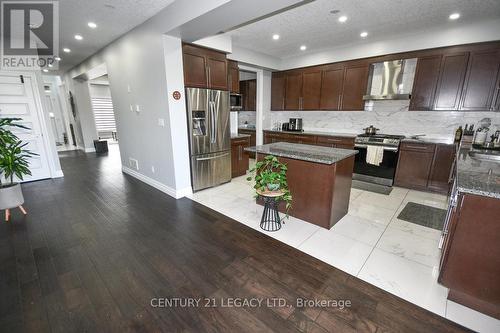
left=354, top=144, right=398, bottom=152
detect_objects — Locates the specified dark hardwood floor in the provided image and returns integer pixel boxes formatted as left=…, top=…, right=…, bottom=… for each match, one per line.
left=0, top=146, right=470, bottom=332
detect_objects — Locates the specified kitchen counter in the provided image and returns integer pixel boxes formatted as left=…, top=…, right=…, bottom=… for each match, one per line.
left=238, top=127, right=255, bottom=131
left=231, top=133, right=251, bottom=139
left=456, top=146, right=500, bottom=199
left=245, top=142, right=358, bottom=165
left=263, top=129, right=357, bottom=138
left=402, top=137, right=455, bottom=145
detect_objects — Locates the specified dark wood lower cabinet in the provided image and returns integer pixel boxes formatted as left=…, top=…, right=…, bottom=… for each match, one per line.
left=238, top=129, right=256, bottom=158
left=439, top=193, right=500, bottom=319
left=231, top=137, right=250, bottom=178
left=395, top=142, right=455, bottom=194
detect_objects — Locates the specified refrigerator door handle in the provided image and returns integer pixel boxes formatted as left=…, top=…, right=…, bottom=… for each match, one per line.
left=196, top=152, right=229, bottom=161
left=209, top=101, right=216, bottom=143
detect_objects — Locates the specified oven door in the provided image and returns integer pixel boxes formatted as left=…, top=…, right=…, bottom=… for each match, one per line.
left=353, top=144, right=399, bottom=186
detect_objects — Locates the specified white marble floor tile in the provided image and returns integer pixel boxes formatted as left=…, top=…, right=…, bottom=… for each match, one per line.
left=349, top=188, right=364, bottom=202
left=389, top=217, right=442, bottom=241
left=298, top=229, right=374, bottom=276
left=376, top=226, right=441, bottom=268
left=404, top=190, right=449, bottom=209
left=445, top=300, right=500, bottom=333
left=358, top=248, right=448, bottom=316
left=353, top=188, right=408, bottom=210
left=348, top=201, right=397, bottom=226
left=332, top=214, right=387, bottom=246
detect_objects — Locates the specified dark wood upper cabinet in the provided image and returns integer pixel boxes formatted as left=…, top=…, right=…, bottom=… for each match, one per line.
left=302, top=69, right=322, bottom=110
left=410, top=55, right=442, bottom=111
left=182, top=43, right=227, bottom=90
left=460, top=49, right=500, bottom=111
left=227, top=60, right=240, bottom=94
left=433, top=52, right=469, bottom=110
left=341, top=64, right=369, bottom=111
left=284, top=71, right=302, bottom=110
left=182, top=49, right=208, bottom=88
left=320, top=65, right=344, bottom=110
left=240, top=79, right=256, bottom=111
left=271, top=72, right=286, bottom=110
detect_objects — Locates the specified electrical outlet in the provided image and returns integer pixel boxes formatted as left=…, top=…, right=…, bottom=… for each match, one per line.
left=127, top=84, right=131, bottom=93
left=129, top=158, right=139, bottom=171
left=151, top=166, right=155, bottom=173
left=135, top=104, right=141, bottom=112
left=130, top=104, right=133, bottom=112
left=158, top=118, right=165, bottom=127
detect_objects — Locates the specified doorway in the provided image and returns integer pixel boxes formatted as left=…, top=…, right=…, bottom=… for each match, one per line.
left=0, top=72, right=52, bottom=181
left=89, top=74, right=118, bottom=147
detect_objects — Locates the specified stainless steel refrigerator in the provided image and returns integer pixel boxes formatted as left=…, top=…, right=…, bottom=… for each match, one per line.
left=186, top=88, right=231, bottom=191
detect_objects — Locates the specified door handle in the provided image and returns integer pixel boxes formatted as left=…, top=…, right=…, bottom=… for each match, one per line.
left=196, top=152, right=229, bottom=161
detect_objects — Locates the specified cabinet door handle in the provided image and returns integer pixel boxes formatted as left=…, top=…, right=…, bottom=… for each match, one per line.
left=338, top=95, right=341, bottom=110
left=208, top=66, right=211, bottom=87
left=404, top=145, right=429, bottom=150
left=282, top=97, right=285, bottom=110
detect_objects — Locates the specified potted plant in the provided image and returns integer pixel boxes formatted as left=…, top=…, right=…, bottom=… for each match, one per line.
left=0, top=118, right=36, bottom=221
left=247, top=155, right=292, bottom=217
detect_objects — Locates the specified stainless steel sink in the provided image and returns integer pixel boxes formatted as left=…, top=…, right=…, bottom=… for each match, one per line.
left=468, top=151, right=500, bottom=162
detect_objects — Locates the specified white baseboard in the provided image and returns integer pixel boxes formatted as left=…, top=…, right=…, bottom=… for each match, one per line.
left=121, top=166, right=191, bottom=199
left=52, top=170, right=64, bottom=178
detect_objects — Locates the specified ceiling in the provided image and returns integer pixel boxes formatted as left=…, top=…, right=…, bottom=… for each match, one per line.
left=54, top=0, right=174, bottom=72
left=227, top=0, right=500, bottom=59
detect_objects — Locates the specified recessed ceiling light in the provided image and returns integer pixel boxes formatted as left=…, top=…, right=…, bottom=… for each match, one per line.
left=63, top=48, right=71, bottom=53
left=449, top=13, right=460, bottom=20
left=42, top=69, right=48, bottom=72
left=88, top=22, right=97, bottom=29
left=338, top=15, right=348, bottom=23
left=300, top=45, right=307, bottom=51
left=54, top=56, right=61, bottom=61
left=272, top=34, right=280, bottom=40
left=74, top=34, right=83, bottom=40
left=360, top=31, right=368, bottom=38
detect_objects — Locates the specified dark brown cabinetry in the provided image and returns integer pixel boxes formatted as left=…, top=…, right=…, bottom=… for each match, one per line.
left=302, top=68, right=322, bottom=110
left=238, top=129, right=256, bottom=158
left=240, top=79, right=256, bottom=111
left=182, top=43, right=227, bottom=90
left=271, top=72, right=286, bottom=110
left=320, top=65, right=344, bottom=110
left=341, top=64, right=370, bottom=110
left=315, top=135, right=355, bottom=149
left=227, top=60, right=239, bottom=94
left=284, top=71, right=303, bottom=110
left=231, top=137, right=250, bottom=178
left=460, top=49, right=500, bottom=111
left=439, top=193, right=500, bottom=319
left=395, top=142, right=455, bottom=194
left=410, top=55, right=442, bottom=111
left=433, top=52, right=469, bottom=110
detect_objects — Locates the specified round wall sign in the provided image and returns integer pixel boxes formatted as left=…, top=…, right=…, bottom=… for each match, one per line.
left=172, top=91, right=181, bottom=100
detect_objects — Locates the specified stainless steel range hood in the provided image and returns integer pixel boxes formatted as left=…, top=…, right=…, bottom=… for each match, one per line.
left=363, top=59, right=414, bottom=101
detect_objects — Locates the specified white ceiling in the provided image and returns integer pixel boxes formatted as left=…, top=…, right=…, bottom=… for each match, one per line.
left=54, top=0, right=175, bottom=72
left=227, top=0, right=500, bottom=59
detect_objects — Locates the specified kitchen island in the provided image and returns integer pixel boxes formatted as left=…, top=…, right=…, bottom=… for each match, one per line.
left=245, top=142, right=357, bottom=229
left=439, top=145, right=500, bottom=319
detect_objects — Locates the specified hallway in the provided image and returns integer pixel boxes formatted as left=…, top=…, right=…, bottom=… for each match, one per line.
left=0, top=149, right=469, bottom=332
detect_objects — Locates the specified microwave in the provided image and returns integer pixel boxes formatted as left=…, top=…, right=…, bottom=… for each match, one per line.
left=230, top=93, right=242, bottom=110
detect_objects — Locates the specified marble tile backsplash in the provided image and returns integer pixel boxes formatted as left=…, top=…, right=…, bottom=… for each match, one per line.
left=238, top=111, right=256, bottom=126
left=263, top=100, right=500, bottom=140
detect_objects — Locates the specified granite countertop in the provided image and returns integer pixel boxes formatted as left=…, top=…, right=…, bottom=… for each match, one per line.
left=245, top=142, right=358, bottom=165
left=402, top=137, right=455, bottom=145
left=263, top=129, right=357, bottom=138
left=231, top=133, right=251, bottom=139
left=456, top=146, right=500, bottom=199
left=238, top=127, right=256, bottom=131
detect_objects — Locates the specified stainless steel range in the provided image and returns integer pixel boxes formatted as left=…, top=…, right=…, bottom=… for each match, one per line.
left=353, top=134, right=406, bottom=186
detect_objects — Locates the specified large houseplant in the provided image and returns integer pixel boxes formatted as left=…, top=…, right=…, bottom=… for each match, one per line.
left=247, top=155, right=292, bottom=217
left=0, top=118, right=36, bottom=220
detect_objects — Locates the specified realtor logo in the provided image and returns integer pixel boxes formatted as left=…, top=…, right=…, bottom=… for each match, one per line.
left=1, top=1, right=59, bottom=70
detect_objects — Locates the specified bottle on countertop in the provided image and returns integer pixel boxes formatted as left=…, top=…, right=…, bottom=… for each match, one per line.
left=454, top=126, right=463, bottom=143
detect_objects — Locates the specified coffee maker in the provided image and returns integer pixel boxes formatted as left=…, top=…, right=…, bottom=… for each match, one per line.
left=289, top=118, right=303, bottom=132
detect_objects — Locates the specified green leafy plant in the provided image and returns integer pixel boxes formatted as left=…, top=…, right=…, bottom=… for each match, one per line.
left=0, top=118, right=37, bottom=187
left=247, top=155, right=292, bottom=217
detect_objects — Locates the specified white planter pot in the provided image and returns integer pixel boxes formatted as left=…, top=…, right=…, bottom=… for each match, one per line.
left=0, top=183, right=24, bottom=210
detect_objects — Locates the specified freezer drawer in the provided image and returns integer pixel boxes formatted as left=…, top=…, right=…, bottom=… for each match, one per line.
left=191, top=151, right=231, bottom=191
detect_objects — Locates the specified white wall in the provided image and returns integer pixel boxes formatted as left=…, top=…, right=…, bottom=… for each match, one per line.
left=89, top=84, right=111, bottom=98
left=70, top=79, right=98, bottom=151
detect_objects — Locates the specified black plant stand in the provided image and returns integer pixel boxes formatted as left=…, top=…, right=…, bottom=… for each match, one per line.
left=257, top=190, right=285, bottom=232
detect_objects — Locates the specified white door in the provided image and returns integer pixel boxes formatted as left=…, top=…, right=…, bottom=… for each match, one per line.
left=0, top=72, right=51, bottom=182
